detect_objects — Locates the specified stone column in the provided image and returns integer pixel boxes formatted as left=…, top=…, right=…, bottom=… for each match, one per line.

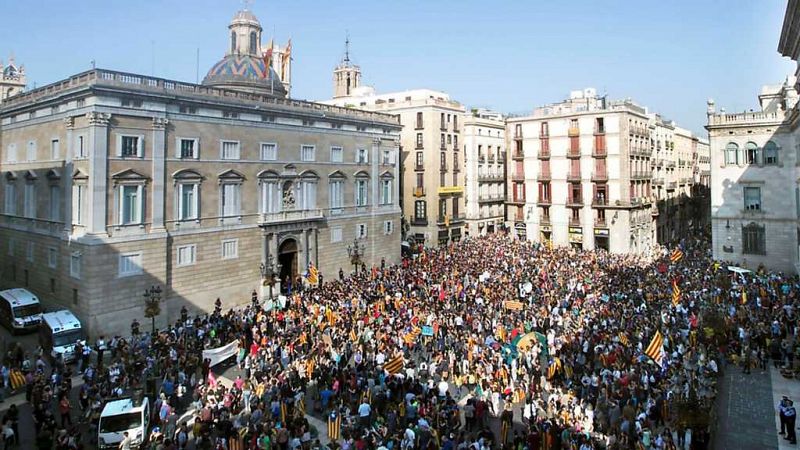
left=151, top=117, right=168, bottom=232
left=62, top=117, right=75, bottom=234
left=371, top=138, right=381, bottom=211
left=86, top=112, right=110, bottom=235
left=260, top=229, right=269, bottom=299
left=303, top=228, right=311, bottom=270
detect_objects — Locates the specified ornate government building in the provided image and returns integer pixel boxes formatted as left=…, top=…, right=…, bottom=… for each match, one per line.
left=0, top=9, right=402, bottom=336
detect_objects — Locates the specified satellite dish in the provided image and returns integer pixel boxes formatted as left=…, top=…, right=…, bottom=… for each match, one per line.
left=524, top=282, right=533, bottom=294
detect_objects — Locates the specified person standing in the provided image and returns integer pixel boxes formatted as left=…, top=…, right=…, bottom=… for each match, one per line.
left=785, top=400, right=797, bottom=445
left=779, top=396, right=788, bottom=436
left=118, top=431, right=132, bottom=450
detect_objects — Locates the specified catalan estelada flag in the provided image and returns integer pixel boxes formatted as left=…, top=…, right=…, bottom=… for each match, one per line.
left=644, top=330, right=665, bottom=366
left=9, top=369, right=24, bottom=390
left=306, top=262, right=319, bottom=285
left=670, top=249, right=684, bottom=263
left=618, top=332, right=629, bottom=346
left=671, top=280, right=681, bottom=307
left=327, top=412, right=341, bottom=441
left=741, top=287, right=748, bottom=305
left=546, top=357, right=561, bottom=379
left=384, top=354, right=404, bottom=375
left=350, top=329, right=358, bottom=343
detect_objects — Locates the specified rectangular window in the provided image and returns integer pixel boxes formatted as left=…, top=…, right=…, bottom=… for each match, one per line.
left=440, top=134, right=446, bottom=149
left=380, top=179, right=392, bottom=205
left=49, top=185, right=61, bottom=221
left=357, top=223, right=368, bottom=239
left=221, top=184, right=241, bottom=217
left=330, top=146, right=343, bottom=163
left=221, top=140, right=240, bottom=160
left=176, top=245, right=196, bottom=266
left=76, top=136, right=87, bottom=158
left=178, top=183, right=199, bottom=220
left=330, top=227, right=343, bottom=243
left=72, top=288, right=78, bottom=305
left=221, top=239, right=238, bottom=260
left=416, top=173, right=424, bottom=189
left=357, top=148, right=368, bottom=164
left=744, top=186, right=761, bottom=211
left=51, top=139, right=60, bottom=160
left=260, top=181, right=280, bottom=214
left=416, top=152, right=423, bottom=168
left=119, top=185, right=142, bottom=224
left=382, top=148, right=392, bottom=165
left=26, top=141, right=37, bottom=161
left=384, top=220, right=393, bottom=235
left=26, top=241, right=34, bottom=262
left=439, top=199, right=447, bottom=219
left=453, top=135, right=458, bottom=149
left=178, top=138, right=199, bottom=159
left=70, top=252, right=81, bottom=279
left=301, top=145, right=315, bottom=162
left=48, top=247, right=58, bottom=269
left=119, top=252, right=143, bottom=277
left=416, top=112, right=423, bottom=129
left=72, top=185, right=86, bottom=225
left=120, top=135, right=141, bottom=157
left=329, top=180, right=344, bottom=210
left=6, top=144, right=17, bottom=162
left=416, top=133, right=423, bottom=148
left=596, top=117, right=605, bottom=133
left=23, top=183, right=36, bottom=218
left=7, top=239, right=13, bottom=256
left=260, top=142, right=278, bottom=161
left=4, top=182, right=16, bottom=215
left=415, top=200, right=426, bottom=219
left=355, top=179, right=368, bottom=207
left=742, top=224, right=766, bottom=255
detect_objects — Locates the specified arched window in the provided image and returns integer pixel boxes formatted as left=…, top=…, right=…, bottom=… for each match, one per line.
left=725, top=142, right=739, bottom=166
left=764, top=141, right=779, bottom=165
left=249, top=32, right=257, bottom=54
left=745, top=142, right=759, bottom=165
left=230, top=31, right=237, bottom=54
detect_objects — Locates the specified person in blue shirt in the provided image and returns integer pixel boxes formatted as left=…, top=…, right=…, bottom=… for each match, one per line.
left=785, top=399, right=797, bottom=445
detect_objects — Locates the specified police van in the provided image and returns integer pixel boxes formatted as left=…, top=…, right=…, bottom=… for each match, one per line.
left=0, top=288, right=43, bottom=334
left=98, top=396, right=151, bottom=449
left=39, top=310, right=84, bottom=363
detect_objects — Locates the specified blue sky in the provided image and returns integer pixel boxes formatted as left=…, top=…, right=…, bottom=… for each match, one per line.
left=0, top=0, right=793, bottom=134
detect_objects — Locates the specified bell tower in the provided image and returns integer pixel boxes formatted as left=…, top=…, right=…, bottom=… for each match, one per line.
left=333, top=35, right=361, bottom=99
left=0, top=54, right=26, bottom=104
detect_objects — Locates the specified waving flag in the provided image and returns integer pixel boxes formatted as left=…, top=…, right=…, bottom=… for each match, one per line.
left=384, top=354, right=404, bottom=375
left=670, top=249, right=684, bottom=263
left=671, top=280, right=681, bottom=307
left=644, top=330, right=665, bottom=366
left=306, top=262, right=319, bottom=285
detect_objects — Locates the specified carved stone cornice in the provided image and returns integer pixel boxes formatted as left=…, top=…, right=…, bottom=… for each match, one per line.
left=152, top=117, right=169, bottom=129
left=372, top=137, right=382, bottom=146
left=63, top=117, right=75, bottom=129
left=85, top=112, right=111, bottom=126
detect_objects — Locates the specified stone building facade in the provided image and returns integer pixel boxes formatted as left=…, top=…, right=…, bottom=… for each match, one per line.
left=0, top=10, right=401, bottom=337
left=0, top=56, right=26, bottom=104
left=463, top=110, right=506, bottom=236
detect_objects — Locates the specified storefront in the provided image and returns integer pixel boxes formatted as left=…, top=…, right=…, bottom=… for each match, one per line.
left=568, top=227, right=583, bottom=250
left=450, top=227, right=462, bottom=242
left=438, top=230, right=450, bottom=246
left=515, top=222, right=527, bottom=240
left=594, top=228, right=609, bottom=251
left=540, top=225, right=552, bottom=246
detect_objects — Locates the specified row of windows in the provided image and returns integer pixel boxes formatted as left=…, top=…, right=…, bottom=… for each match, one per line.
left=724, top=141, right=779, bottom=166
left=5, top=136, right=392, bottom=164
left=7, top=239, right=82, bottom=279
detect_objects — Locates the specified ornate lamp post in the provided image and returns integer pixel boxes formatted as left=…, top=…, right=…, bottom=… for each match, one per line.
left=347, top=238, right=365, bottom=273
left=260, top=255, right=280, bottom=299
left=142, top=285, right=162, bottom=334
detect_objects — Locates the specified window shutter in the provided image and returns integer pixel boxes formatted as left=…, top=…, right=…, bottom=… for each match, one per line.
left=194, top=138, right=200, bottom=159
left=175, top=138, right=181, bottom=158
left=115, top=134, right=122, bottom=157
left=137, top=135, right=144, bottom=157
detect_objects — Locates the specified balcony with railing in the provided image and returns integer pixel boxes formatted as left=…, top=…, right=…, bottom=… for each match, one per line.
left=440, top=162, right=448, bottom=172
left=567, top=195, right=583, bottom=207
left=537, top=148, right=550, bottom=159
left=478, top=155, right=486, bottom=163
left=567, top=147, right=581, bottom=158
left=537, top=196, right=551, bottom=205
left=410, top=217, right=428, bottom=226
left=594, top=126, right=606, bottom=135
left=708, top=110, right=786, bottom=126
left=415, top=163, right=424, bottom=171
left=567, top=171, right=582, bottom=181
left=631, top=170, right=650, bottom=180
left=413, top=187, right=426, bottom=197
left=592, top=147, right=607, bottom=158
left=513, top=149, right=524, bottom=159
left=487, top=155, right=495, bottom=163
left=652, top=177, right=665, bottom=186
left=592, top=196, right=609, bottom=207
left=437, top=214, right=466, bottom=225
left=666, top=181, right=677, bottom=190
left=569, top=217, right=582, bottom=227
left=478, top=173, right=503, bottom=182
left=538, top=170, right=551, bottom=180
left=568, top=127, right=580, bottom=137
left=259, top=209, right=324, bottom=225
left=478, top=194, right=505, bottom=203
left=512, top=171, right=525, bottom=181
left=594, top=217, right=607, bottom=227
left=540, top=216, right=551, bottom=225
left=665, top=160, right=676, bottom=168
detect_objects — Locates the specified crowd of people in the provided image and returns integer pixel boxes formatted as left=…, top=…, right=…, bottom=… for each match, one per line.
left=2, top=232, right=799, bottom=450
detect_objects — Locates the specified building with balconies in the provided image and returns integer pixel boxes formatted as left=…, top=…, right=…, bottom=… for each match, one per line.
left=463, top=110, right=505, bottom=236
left=0, top=9, right=402, bottom=337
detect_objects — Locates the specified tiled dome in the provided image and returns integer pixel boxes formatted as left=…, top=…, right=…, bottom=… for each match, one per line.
left=202, top=54, right=287, bottom=98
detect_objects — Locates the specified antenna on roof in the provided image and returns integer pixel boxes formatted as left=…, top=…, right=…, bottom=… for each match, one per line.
left=344, top=31, right=351, bottom=64
left=243, top=0, right=253, bottom=11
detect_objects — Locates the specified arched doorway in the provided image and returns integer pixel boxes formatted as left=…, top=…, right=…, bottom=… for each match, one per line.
left=278, top=238, right=298, bottom=293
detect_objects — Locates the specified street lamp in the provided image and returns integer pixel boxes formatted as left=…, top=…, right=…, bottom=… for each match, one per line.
left=260, top=255, right=279, bottom=299
left=142, top=285, right=162, bottom=334
left=347, top=238, right=365, bottom=273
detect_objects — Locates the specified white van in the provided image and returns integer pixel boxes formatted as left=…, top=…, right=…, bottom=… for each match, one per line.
left=0, top=288, right=43, bottom=334
left=39, top=310, right=83, bottom=363
left=98, top=397, right=150, bottom=449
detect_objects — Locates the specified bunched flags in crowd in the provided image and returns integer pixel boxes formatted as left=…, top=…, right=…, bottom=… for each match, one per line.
left=327, top=412, right=341, bottom=441
left=644, top=330, right=665, bottom=366
left=670, top=248, right=684, bottom=263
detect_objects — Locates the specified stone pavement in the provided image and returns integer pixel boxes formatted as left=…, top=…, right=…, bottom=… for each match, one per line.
left=714, top=364, right=778, bottom=450
left=770, top=366, right=800, bottom=450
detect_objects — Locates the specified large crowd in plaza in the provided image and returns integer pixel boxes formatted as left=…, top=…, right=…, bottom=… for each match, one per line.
left=4, top=232, right=800, bottom=450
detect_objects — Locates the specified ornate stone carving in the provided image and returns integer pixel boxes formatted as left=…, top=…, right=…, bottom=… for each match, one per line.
left=63, top=116, right=74, bottom=129
left=85, top=112, right=111, bottom=126
left=282, top=181, right=296, bottom=210
left=152, top=117, right=169, bottom=129
left=373, top=137, right=382, bottom=146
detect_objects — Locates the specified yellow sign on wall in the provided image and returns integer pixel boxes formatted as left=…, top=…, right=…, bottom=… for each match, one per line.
left=437, top=186, right=464, bottom=195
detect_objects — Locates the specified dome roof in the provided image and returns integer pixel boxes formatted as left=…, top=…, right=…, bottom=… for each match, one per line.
left=202, top=54, right=287, bottom=98
left=231, top=10, right=260, bottom=27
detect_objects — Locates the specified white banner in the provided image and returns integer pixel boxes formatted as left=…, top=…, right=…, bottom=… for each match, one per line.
left=202, top=340, right=240, bottom=367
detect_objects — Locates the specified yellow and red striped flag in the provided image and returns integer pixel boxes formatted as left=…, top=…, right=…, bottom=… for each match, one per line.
left=644, top=330, right=665, bottom=366
left=618, top=332, right=629, bottom=346
left=671, top=280, right=681, bottom=307
left=306, top=262, right=319, bottom=285
left=504, top=300, right=524, bottom=311
left=384, top=354, right=404, bottom=375
left=670, top=249, right=684, bottom=263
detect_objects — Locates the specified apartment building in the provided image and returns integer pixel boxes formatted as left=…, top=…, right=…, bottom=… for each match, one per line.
left=323, top=56, right=466, bottom=247
left=507, top=88, right=657, bottom=253
left=463, top=109, right=506, bottom=236
left=0, top=9, right=402, bottom=337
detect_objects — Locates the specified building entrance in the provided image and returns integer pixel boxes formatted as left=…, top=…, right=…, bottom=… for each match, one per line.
left=278, top=238, right=298, bottom=293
